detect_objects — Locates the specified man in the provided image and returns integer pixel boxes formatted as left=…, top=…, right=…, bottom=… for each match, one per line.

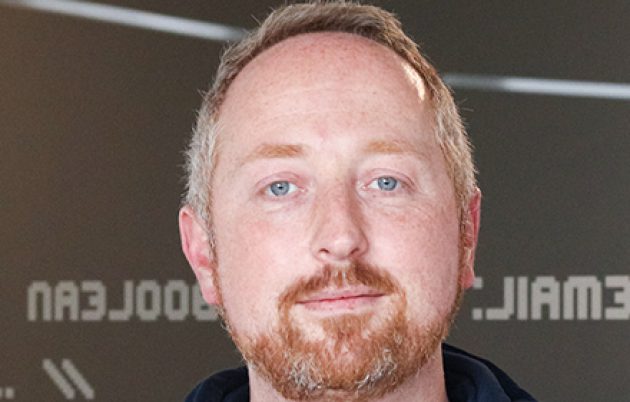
left=179, top=2, right=536, bottom=401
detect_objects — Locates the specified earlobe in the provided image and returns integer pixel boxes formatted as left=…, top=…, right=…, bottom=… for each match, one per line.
left=179, top=206, right=219, bottom=305
left=461, top=188, right=481, bottom=289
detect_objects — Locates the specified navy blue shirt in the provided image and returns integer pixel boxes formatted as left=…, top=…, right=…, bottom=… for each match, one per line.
left=185, top=344, right=536, bottom=401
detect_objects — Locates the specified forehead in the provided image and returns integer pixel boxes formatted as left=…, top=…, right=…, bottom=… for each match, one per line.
left=215, top=32, right=434, bottom=159
left=222, top=32, right=428, bottom=110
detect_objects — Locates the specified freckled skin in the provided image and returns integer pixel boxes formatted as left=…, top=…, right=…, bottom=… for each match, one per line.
left=183, top=32, right=473, bottom=402
left=213, top=32, right=460, bottom=335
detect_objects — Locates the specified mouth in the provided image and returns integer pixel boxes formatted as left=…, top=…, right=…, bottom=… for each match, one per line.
left=296, top=287, right=385, bottom=312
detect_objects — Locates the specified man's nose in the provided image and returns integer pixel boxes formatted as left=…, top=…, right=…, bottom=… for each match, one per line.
left=309, top=185, right=369, bottom=264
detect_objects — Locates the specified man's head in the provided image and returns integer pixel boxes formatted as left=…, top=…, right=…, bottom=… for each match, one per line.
left=180, top=2, right=481, bottom=401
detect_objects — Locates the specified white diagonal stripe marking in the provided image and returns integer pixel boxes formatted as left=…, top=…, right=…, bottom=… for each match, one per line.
left=42, top=359, right=75, bottom=399
left=2, top=2, right=628, bottom=101
left=0, top=0, right=245, bottom=42
left=444, top=73, right=630, bottom=101
left=61, top=359, right=95, bottom=399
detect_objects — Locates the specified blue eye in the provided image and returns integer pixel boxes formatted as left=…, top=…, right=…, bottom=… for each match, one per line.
left=369, top=176, right=399, bottom=191
left=267, top=181, right=297, bottom=196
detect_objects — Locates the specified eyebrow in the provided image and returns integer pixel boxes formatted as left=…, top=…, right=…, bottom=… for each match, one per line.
left=362, top=139, right=427, bottom=159
left=242, top=143, right=306, bottom=165
left=240, top=138, right=426, bottom=167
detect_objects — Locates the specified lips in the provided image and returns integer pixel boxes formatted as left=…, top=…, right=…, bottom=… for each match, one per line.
left=296, top=286, right=385, bottom=311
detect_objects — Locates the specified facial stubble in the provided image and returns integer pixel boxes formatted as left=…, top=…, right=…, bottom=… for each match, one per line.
left=213, top=262, right=463, bottom=401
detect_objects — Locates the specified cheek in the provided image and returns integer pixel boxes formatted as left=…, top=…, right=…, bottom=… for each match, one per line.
left=212, top=212, right=306, bottom=333
left=369, top=203, right=461, bottom=317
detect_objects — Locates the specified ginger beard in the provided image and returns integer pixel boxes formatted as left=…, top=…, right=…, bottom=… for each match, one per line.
left=213, top=261, right=465, bottom=401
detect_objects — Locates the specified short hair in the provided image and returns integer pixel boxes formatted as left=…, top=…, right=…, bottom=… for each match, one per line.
left=183, top=1, right=477, bottom=241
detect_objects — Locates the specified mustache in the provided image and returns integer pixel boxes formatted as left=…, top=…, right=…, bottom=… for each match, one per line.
left=279, top=262, right=401, bottom=308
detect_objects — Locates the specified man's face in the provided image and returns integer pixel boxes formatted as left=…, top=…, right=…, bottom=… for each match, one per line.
left=187, top=33, right=474, bottom=400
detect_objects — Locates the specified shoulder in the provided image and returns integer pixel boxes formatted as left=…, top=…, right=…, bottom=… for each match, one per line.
left=443, top=344, right=537, bottom=402
left=184, top=366, right=249, bottom=402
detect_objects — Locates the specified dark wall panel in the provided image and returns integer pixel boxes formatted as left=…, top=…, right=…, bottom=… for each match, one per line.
left=2, top=2, right=628, bottom=401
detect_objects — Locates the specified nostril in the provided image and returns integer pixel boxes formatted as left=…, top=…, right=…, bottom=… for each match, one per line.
left=314, top=227, right=368, bottom=263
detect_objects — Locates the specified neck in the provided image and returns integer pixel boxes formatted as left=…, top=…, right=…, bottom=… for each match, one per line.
left=248, top=347, right=449, bottom=402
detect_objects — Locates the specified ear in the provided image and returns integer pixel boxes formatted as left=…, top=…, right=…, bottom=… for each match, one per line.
left=179, top=205, right=219, bottom=305
left=461, top=188, right=481, bottom=289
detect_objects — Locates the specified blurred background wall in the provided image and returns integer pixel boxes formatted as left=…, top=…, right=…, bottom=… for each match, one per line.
left=1, top=1, right=629, bottom=400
